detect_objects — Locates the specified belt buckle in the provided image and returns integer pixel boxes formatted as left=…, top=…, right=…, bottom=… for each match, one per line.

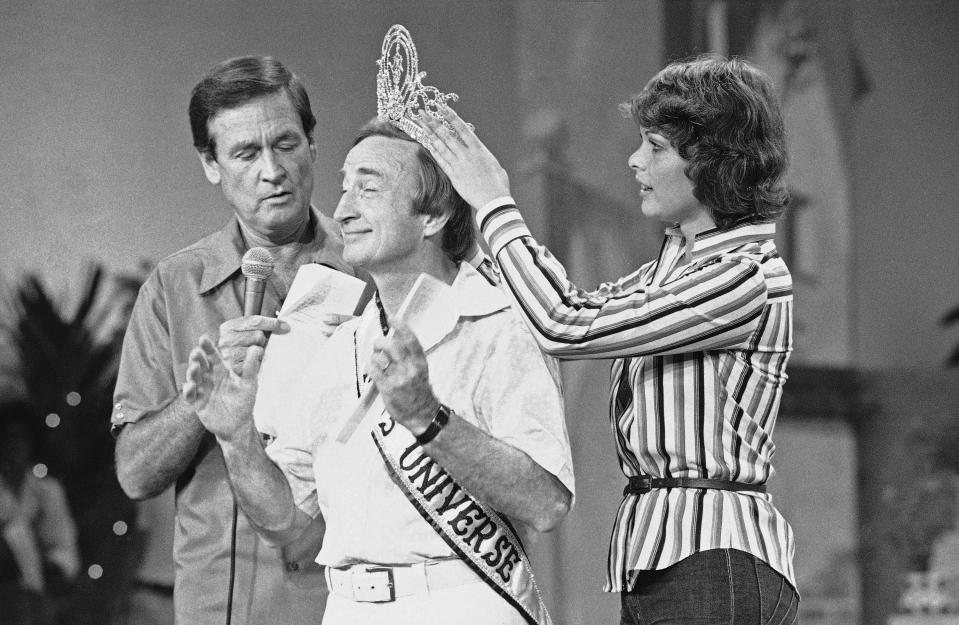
left=352, top=566, right=395, bottom=603
left=624, top=475, right=653, bottom=496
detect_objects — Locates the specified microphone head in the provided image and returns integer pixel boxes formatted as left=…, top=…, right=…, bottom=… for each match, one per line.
left=241, top=247, right=275, bottom=281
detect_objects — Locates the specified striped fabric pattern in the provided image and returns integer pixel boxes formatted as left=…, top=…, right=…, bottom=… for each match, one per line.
left=477, top=198, right=796, bottom=591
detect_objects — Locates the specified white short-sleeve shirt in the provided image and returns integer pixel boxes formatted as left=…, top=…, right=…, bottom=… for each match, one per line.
left=263, top=262, right=574, bottom=567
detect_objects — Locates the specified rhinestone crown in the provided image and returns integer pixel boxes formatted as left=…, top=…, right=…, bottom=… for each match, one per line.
left=376, top=24, right=459, bottom=142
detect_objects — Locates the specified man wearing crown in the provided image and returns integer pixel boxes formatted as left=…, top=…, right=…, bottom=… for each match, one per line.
left=180, top=29, right=573, bottom=624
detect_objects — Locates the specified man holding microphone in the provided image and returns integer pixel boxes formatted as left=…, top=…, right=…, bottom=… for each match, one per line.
left=112, top=56, right=354, bottom=625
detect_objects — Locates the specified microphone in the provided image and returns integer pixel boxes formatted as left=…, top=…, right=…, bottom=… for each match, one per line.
left=241, top=247, right=275, bottom=316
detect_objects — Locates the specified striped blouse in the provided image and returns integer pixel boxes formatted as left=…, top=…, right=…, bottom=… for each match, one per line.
left=477, top=197, right=796, bottom=591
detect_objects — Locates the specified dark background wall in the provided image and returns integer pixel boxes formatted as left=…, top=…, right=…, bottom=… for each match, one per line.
left=849, top=0, right=959, bottom=369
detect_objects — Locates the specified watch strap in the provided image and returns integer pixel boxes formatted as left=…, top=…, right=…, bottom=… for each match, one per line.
left=415, top=403, right=451, bottom=445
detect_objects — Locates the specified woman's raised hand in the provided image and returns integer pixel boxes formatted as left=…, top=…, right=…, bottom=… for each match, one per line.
left=416, top=105, right=512, bottom=209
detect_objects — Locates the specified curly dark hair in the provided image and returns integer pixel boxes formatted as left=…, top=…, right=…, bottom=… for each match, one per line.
left=622, top=55, right=789, bottom=229
left=351, top=119, right=476, bottom=263
left=189, top=55, right=316, bottom=158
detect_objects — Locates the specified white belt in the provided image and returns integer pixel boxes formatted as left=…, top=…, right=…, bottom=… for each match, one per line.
left=325, top=559, right=479, bottom=603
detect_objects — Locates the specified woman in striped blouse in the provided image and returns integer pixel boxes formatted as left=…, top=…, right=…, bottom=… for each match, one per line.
left=419, top=55, right=798, bottom=624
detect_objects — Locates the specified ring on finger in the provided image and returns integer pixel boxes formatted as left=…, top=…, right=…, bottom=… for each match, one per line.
left=376, top=351, right=392, bottom=373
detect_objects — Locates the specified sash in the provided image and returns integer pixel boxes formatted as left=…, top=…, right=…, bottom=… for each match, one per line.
left=371, top=418, right=552, bottom=625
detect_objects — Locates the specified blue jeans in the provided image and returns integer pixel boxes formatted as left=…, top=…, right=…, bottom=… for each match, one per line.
left=620, top=548, right=799, bottom=625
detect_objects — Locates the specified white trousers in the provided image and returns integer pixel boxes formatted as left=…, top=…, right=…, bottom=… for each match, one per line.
left=321, top=579, right=529, bottom=625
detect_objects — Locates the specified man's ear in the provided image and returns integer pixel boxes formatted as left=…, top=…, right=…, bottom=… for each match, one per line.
left=421, top=208, right=451, bottom=238
left=308, top=136, right=317, bottom=162
left=198, top=149, right=221, bottom=185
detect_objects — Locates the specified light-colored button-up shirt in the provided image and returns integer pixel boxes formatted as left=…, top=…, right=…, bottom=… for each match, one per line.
left=263, top=261, right=574, bottom=566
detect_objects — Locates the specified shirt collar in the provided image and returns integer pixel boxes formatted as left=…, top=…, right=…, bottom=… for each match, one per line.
left=664, top=221, right=777, bottom=264
left=360, top=262, right=511, bottom=353
left=198, top=206, right=341, bottom=294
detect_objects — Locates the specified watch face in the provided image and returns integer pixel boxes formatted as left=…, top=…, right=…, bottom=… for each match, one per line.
left=436, top=404, right=451, bottom=423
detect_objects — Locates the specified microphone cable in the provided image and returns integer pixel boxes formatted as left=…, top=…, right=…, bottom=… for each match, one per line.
left=226, top=501, right=238, bottom=625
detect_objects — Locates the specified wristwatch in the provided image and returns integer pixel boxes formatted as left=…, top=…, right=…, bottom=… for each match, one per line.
left=415, top=403, right=451, bottom=445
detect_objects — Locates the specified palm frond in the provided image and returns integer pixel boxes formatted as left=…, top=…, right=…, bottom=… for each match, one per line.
left=0, top=262, right=149, bottom=624
left=942, top=304, right=959, bottom=367
left=947, top=347, right=959, bottom=369
left=943, top=305, right=959, bottom=326
left=70, top=265, right=104, bottom=330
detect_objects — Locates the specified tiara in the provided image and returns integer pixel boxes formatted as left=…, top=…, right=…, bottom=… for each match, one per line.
left=376, top=24, right=466, bottom=143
